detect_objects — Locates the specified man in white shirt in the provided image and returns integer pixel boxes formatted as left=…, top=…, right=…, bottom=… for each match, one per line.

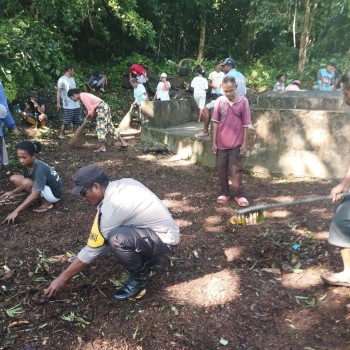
left=57, top=65, right=82, bottom=140
left=208, top=63, right=225, bottom=97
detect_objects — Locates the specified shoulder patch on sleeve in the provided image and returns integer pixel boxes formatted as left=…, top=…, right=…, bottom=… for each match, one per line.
left=87, top=211, right=106, bottom=248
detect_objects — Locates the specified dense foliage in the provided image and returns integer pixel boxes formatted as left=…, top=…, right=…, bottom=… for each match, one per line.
left=1, top=0, right=350, bottom=100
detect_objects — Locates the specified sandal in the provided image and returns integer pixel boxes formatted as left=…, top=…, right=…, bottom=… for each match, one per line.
left=195, top=131, right=209, bottom=138
left=320, top=273, right=350, bottom=287
left=33, top=204, right=53, bottom=213
left=234, top=197, right=249, bottom=207
left=217, top=195, right=229, bottom=204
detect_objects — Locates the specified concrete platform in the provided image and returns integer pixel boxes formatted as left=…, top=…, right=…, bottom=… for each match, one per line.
left=142, top=107, right=350, bottom=179
left=257, top=90, right=347, bottom=111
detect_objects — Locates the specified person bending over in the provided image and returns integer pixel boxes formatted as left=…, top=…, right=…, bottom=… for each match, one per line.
left=44, top=164, right=180, bottom=301
left=2, top=141, right=63, bottom=224
left=67, top=89, right=127, bottom=152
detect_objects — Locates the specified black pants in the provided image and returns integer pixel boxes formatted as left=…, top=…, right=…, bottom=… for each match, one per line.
left=216, top=146, right=244, bottom=197
left=107, top=226, right=171, bottom=272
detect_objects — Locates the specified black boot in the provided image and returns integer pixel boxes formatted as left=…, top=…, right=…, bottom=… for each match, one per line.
left=113, top=269, right=149, bottom=301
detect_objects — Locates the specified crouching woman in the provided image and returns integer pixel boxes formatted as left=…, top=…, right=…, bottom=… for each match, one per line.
left=2, top=141, right=63, bottom=224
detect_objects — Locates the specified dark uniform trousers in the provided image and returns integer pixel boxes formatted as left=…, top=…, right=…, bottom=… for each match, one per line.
left=107, top=225, right=171, bottom=272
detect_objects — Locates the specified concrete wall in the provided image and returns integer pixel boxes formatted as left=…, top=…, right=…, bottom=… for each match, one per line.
left=257, top=91, right=347, bottom=111
left=142, top=99, right=192, bottom=128
left=246, top=108, right=350, bottom=178
left=142, top=108, right=350, bottom=179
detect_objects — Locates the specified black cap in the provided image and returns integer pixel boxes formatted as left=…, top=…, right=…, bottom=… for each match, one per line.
left=220, top=58, right=236, bottom=66
left=71, top=164, right=103, bottom=195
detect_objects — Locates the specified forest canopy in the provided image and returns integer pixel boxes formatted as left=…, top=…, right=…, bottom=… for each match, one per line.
left=1, top=0, right=350, bottom=99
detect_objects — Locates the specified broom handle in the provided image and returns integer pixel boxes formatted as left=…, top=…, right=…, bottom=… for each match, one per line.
left=237, top=192, right=350, bottom=215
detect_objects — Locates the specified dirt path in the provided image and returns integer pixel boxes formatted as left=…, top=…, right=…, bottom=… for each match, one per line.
left=1, top=131, right=350, bottom=350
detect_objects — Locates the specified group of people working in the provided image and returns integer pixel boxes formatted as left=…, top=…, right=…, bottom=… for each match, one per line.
left=2, top=61, right=350, bottom=307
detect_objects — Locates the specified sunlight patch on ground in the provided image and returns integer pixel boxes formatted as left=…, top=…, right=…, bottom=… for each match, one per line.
left=166, top=270, right=240, bottom=306
left=174, top=218, right=193, bottom=228
left=137, top=154, right=157, bottom=161
left=314, top=231, right=329, bottom=240
left=224, top=247, right=243, bottom=262
left=268, top=210, right=290, bottom=218
left=205, top=215, right=222, bottom=225
left=281, top=270, right=322, bottom=289
left=137, top=153, right=193, bottom=167
left=162, top=198, right=199, bottom=213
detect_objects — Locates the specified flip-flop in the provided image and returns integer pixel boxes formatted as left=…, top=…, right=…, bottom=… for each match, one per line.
left=93, top=149, right=106, bottom=152
left=33, top=204, right=53, bottom=213
left=217, top=195, right=229, bottom=204
left=234, top=197, right=249, bottom=207
left=320, top=273, right=350, bottom=287
left=120, top=144, right=128, bottom=148
left=195, top=132, right=209, bottom=138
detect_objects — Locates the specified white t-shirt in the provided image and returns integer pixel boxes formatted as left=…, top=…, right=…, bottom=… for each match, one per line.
left=57, top=76, right=80, bottom=109
left=191, top=76, right=208, bottom=95
left=78, top=179, right=180, bottom=264
left=156, top=82, right=171, bottom=101
left=208, top=71, right=225, bottom=93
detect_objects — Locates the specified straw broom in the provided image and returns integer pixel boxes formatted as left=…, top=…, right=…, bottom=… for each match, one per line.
left=69, top=116, right=90, bottom=146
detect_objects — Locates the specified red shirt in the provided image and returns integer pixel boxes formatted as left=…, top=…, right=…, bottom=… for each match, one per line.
left=129, top=64, right=147, bottom=76
left=212, top=95, right=251, bottom=150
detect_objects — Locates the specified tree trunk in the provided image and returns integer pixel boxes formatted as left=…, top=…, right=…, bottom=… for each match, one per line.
left=298, top=0, right=319, bottom=73
left=197, top=17, right=206, bottom=61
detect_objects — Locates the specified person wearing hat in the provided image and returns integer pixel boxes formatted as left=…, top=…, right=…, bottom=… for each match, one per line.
left=44, top=164, right=180, bottom=301
left=220, top=58, right=247, bottom=97
left=20, top=91, right=48, bottom=128
left=0, top=82, right=20, bottom=178
left=285, top=80, right=301, bottom=91
left=315, top=62, right=336, bottom=91
left=191, top=69, right=208, bottom=122
left=154, top=73, right=171, bottom=101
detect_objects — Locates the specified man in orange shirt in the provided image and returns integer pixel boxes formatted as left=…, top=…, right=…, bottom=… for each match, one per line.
left=67, top=89, right=127, bottom=152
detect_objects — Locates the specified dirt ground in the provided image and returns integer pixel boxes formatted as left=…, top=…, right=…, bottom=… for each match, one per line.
left=1, top=128, right=350, bottom=350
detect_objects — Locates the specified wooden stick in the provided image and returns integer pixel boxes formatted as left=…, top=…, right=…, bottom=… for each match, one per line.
left=237, top=192, right=350, bottom=215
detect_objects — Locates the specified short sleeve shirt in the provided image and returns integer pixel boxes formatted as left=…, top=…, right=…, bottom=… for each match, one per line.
left=212, top=95, right=251, bottom=150
left=273, top=82, right=285, bottom=91
left=208, top=71, right=225, bottom=93
left=134, top=84, right=147, bottom=104
left=22, top=159, right=63, bottom=199
left=316, top=68, right=335, bottom=91
left=57, top=76, right=80, bottom=109
left=79, top=93, right=102, bottom=116
left=225, top=69, right=247, bottom=96
left=77, top=179, right=180, bottom=264
left=191, top=76, right=208, bottom=95
left=156, top=82, right=171, bottom=101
